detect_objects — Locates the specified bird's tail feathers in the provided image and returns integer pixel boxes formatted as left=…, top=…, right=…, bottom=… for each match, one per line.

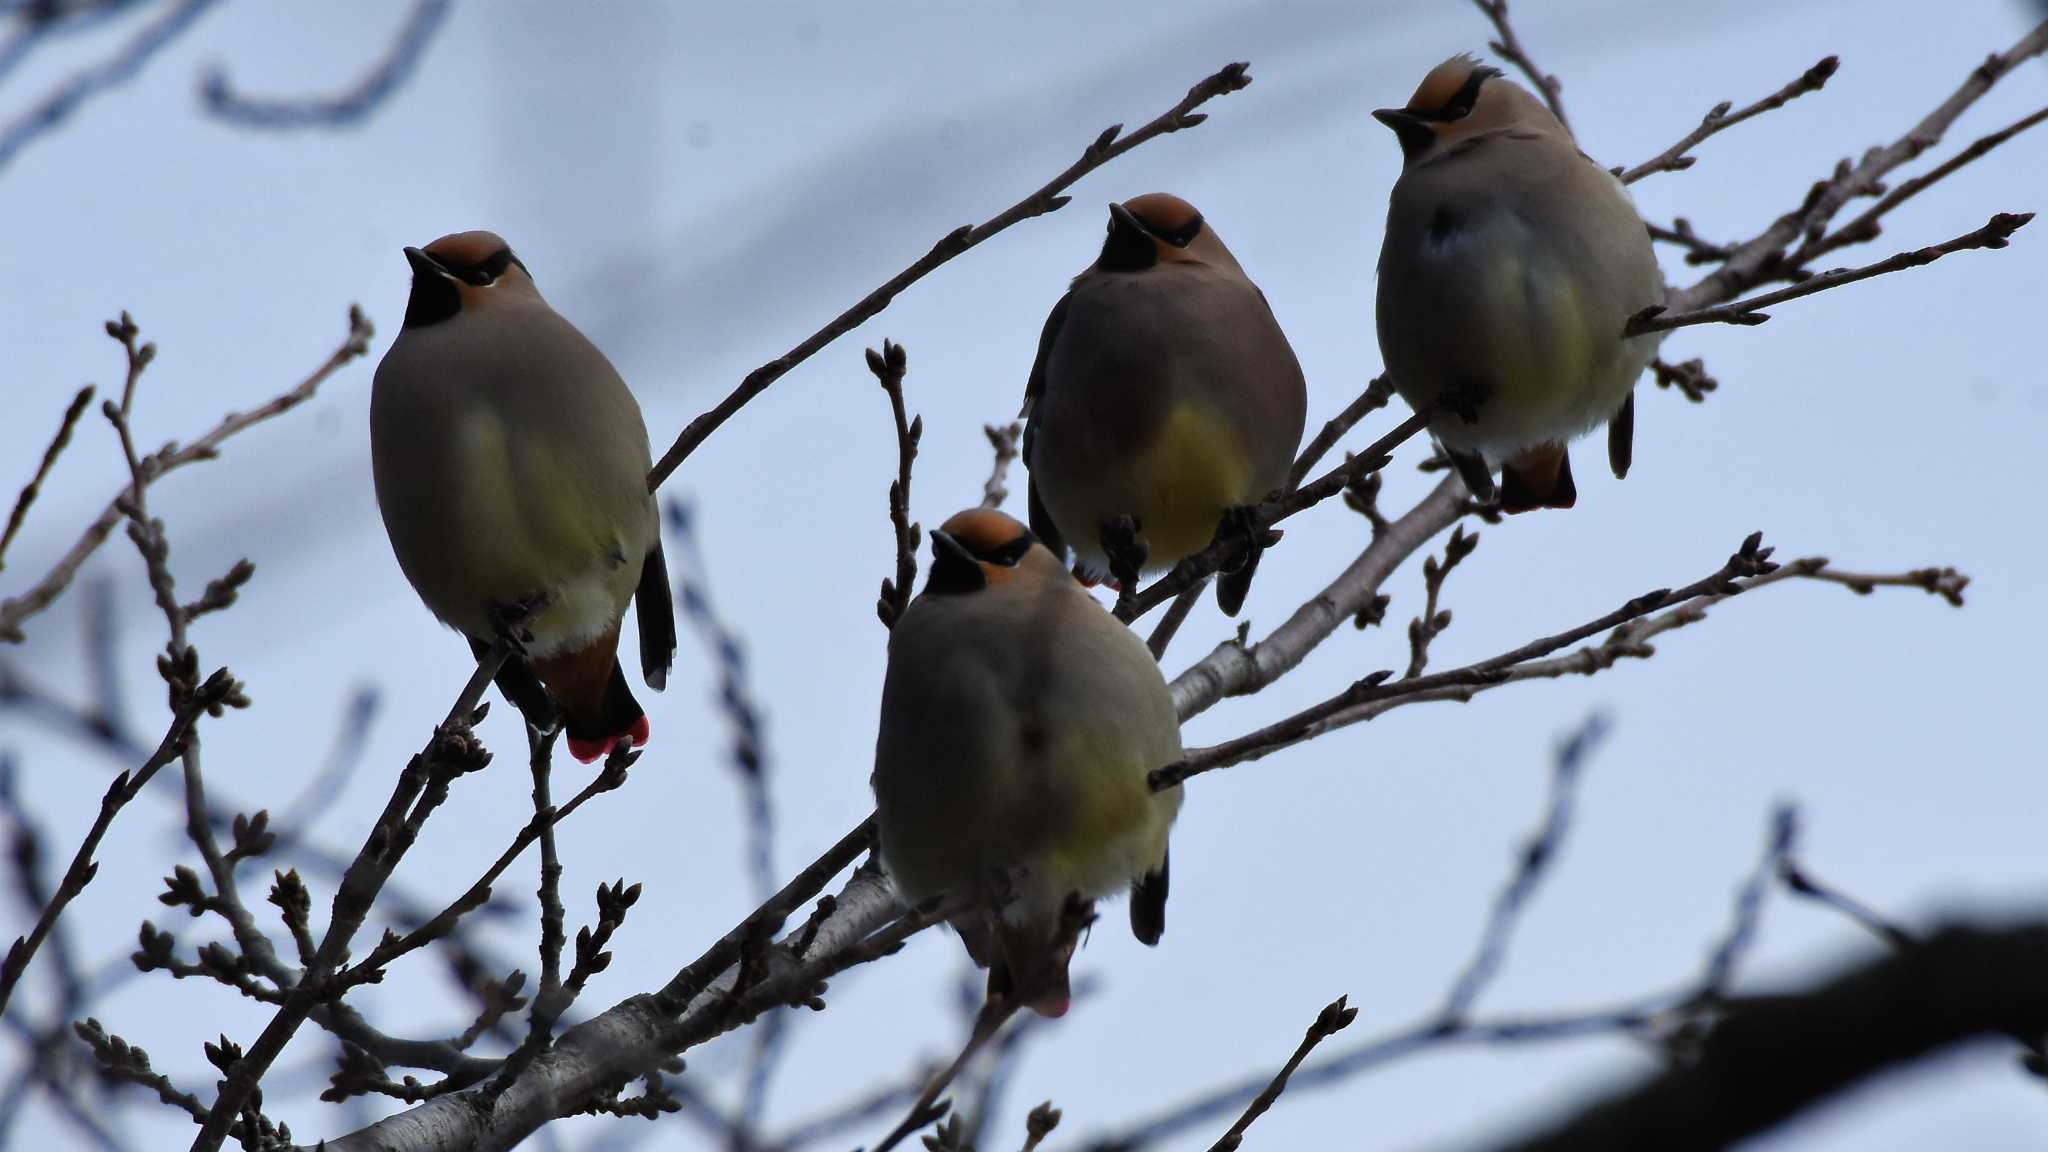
left=532, top=626, right=648, bottom=763
left=989, top=896, right=1095, bottom=1019
left=1499, top=444, right=1578, bottom=514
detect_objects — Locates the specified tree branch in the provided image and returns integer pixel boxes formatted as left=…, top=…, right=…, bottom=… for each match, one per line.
left=0, top=384, right=94, bottom=573
left=1625, top=212, right=2031, bottom=335
left=1160, top=536, right=1964, bottom=787
left=870, top=340, right=920, bottom=630
left=1467, top=0, right=1569, bottom=133
left=1, top=306, right=373, bottom=644
left=1490, top=925, right=2048, bottom=1152
left=646, top=61, right=1252, bottom=490
left=1618, top=57, right=1838, bottom=184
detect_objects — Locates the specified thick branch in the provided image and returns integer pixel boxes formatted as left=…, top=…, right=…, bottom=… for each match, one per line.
left=1492, top=925, right=2048, bottom=1152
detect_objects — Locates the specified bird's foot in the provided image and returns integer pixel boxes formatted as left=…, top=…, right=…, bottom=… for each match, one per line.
left=1098, top=515, right=1147, bottom=614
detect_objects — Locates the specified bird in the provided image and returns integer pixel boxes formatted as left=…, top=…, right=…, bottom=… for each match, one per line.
left=1021, top=193, right=1307, bottom=616
left=371, top=230, right=676, bottom=763
left=871, top=508, right=1184, bottom=1017
left=1373, top=55, right=1665, bottom=513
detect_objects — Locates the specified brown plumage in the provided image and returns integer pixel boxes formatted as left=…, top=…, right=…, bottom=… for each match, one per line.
left=1022, top=194, right=1306, bottom=614
left=372, top=230, right=675, bottom=761
left=1374, top=56, right=1664, bottom=512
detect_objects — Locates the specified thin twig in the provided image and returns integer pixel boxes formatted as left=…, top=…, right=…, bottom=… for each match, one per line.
left=981, top=422, right=1023, bottom=510
left=646, top=61, right=1253, bottom=489
left=1, top=306, right=373, bottom=643
left=1807, top=103, right=2048, bottom=260
left=0, top=671, right=234, bottom=1017
left=1403, top=525, right=1479, bottom=679
left=1160, top=536, right=1965, bottom=787
left=1119, top=410, right=1430, bottom=623
left=200, top=0, right=450, bottom=128
left=1778, top=856, right=1916, bottom=951
left=872, top=1001, right=1017, bottom=1152
left=1646, top=219, right=1734, bottom=265
left=1693, top=806, right=1800, bottom=1004
left=524, top=731, right=568, bottom=1050
left=1467, top=0, right=1568, bottom=133
left=1619, top=57, right=1838, bottom=184
left=1285, top=377, right=1393, bottom=492
left=1626, top=212, right=2032, bottom=335
left=870, top=341, right=920, bottom=630
left=1146, top=585, right=1205, bottom=661
left=192, top=657, right=510, bottom=1149
left=335, top=750, right=629, bottom=987
left=1438, top=716, right=1606, bottom=1022
left=0, top=384, right=94, bottom=573
left=0, top=0, right=218, bottom=175
left=1206, top=996, right=1357, bottom=1152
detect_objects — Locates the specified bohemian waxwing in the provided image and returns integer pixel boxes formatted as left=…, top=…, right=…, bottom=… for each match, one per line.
left=371, top=230, right=676, bottom=762
left=1021, top=193, right=1307, bottom=615
left=872, top=508, right=1184, bottom=1016
left=1374, top=56, right=1664, bottom=512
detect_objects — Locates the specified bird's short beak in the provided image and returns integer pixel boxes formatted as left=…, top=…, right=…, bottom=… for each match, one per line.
left=926, top=529, right=987, bottom=594
left=1107, top=201, right=1148, bottom=240
left=404, top=246, right=450, bottom=278
left=930, top=529, right=976, bottom=567
left=1372, top=107, right=1435, bottom=159
left=1099, top=201, right=1158, bottom=272
left=1372, top=107, right=1422, bottom=132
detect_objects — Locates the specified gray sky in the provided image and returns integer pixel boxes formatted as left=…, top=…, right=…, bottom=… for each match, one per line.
left=1, top=1, right=2045, bottom=1148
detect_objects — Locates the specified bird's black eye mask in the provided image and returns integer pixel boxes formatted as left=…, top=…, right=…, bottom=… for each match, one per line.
left=1155, top=214, right=1205, bottom=248
left=403, top=246, right=530, bottom=328
left=1417, top=65, right=1502, bottom=123
left=925, top=528, right=1038, bottom=595
left=1098, top=205, right=1204, bottom=272
left=443, top=247, right=527, bottom=286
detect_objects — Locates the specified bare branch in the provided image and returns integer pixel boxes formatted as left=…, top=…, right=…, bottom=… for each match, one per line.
left=647, top=61, right=1253, bottom=489
left=1626, top=212, right=2031, bottom=335
left=981, top=421, right=1023, bottom=510
left=1205, top=996, right=1357, bottom=1152
left=1808, top=102, right=2048, bottom=259
left=1120, top=410, right=1431, bottom=623
left=0, top=0, right=215, bottom=175
left=1146, top=585, right=1205, bottom=662
left=870, top=340, right=921, bottom=630
left=0, top=669, right=237, bottom=1017
left=1167, top=475, right=1467, bottom=723
left=1619, top=57, right=1838, bottom=184
left=1648, top=356, right=1718, bottom=403
left=1438, top=717, right=1606, bottom=1022
left=1778, top=856, right=1916, bottom=952
left=0, top=384, right=94, bottom=573
left=1403, top=525, right=1480, bottom=678
left=1161, top=536, right=1964, bottom=787
left=1467, top=0, right=1568, bottom=133
left=1490, top=925, right=2048, bottom=1152
left=1, top=306, right=373, bottom=644
left=1645, top=219, right=1735, bottom=266
left=200, top=0, right=449, bottom=128
left=1285, top=376, right=1394, bottom=492
left=1675, top=20, right=2048, bottom=315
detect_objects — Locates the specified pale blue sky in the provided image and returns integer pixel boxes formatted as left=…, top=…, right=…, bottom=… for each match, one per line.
left=1, top=2, right=2044, bottom=1149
